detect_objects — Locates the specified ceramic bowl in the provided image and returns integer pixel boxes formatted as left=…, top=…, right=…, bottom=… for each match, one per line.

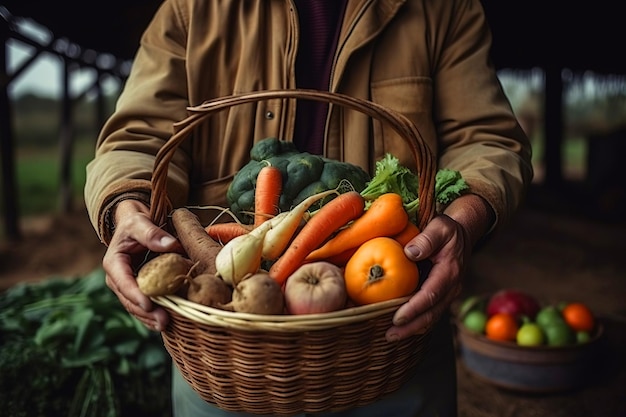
left=454, top=297, right=605, bottom=393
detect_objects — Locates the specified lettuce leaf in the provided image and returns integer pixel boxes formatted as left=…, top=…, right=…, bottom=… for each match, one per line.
left=360, top=154, right=469, bottom=216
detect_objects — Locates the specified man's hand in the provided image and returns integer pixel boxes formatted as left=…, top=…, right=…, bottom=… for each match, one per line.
left=102, top=199, right=182, bottom=331
left=385, top=194, right=494, bottom=342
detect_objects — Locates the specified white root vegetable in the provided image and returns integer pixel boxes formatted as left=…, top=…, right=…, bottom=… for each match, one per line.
left=215, top=220, right=273, bottom=286
left=222, top=272, right=285, bottom=315
left=262, top=189, right=338, bottom=261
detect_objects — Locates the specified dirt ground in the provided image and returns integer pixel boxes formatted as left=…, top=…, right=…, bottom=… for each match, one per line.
left=1, top=189, right=625, bottom=417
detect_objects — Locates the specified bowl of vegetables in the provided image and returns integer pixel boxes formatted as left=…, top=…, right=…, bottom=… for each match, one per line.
left=454, top=289, right=605, bottom=393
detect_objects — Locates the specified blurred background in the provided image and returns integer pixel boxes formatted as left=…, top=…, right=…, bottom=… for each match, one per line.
left=2, top=1, right=625, bottom=238
left=0, top=1, right=625, bottom=417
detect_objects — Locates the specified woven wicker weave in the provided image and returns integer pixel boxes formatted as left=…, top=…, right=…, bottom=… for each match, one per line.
left=149, top=89, right=437, bottom=416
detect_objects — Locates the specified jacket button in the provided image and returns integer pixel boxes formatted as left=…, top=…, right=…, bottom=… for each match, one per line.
left=265, top=111, right=275, bottom=120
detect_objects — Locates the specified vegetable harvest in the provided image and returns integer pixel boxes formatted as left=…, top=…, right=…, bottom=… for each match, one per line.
left=142, top=137, right=470, bottom=314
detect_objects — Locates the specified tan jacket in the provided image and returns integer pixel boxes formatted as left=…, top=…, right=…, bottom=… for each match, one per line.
left=85, top=0, right=533, bottom=244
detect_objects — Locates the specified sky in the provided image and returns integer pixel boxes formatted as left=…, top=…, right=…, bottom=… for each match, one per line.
left=6, top=19, right=120, bottom=99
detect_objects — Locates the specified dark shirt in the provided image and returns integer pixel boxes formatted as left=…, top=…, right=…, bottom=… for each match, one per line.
left=293, top=0, right=347, bottom=155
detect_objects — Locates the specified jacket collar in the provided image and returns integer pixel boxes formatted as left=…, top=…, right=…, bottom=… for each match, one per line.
left=331, top=0, right=406, bottom=90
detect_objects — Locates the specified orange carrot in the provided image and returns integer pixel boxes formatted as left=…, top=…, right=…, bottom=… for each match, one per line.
left=205, top=222, right=253, bottom=244
left=392, top=221, right=421, bottom=247
left=324, top=246, right=358, bottom=267
left=254, top=164, right=283, bottom=228
left=268, top=191, right=365, bottom=286
left=304, top=193, right=408, bottom=263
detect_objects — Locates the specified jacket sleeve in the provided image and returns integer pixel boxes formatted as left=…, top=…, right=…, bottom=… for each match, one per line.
left=432, top=0, right=534, bottom=231
left=84, top=0, right=192, bottom=244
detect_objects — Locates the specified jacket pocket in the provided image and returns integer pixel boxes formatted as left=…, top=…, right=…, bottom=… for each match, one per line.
left=370, top=77, right=436, bottom=171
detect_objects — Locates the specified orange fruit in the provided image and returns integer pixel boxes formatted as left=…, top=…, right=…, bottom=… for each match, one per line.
left=343, top=237, right=419, bottom=305
left=485, top=313, right=519, bottom=342
left=561, top=302, right=595, bottom=332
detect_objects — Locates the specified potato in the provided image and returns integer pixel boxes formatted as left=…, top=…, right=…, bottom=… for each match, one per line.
left=223, top=272, right=285, bottom=315
left=186, top=273, right=232, bottom=307
left=136, top=253, right=193, bottom=296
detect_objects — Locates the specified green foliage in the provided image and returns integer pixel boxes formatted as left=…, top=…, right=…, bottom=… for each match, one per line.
left=359, top=154, right=469, bottom=219
left=0, top=269, right=172, bottom=417
left=434, top=168, right=470, bottom=205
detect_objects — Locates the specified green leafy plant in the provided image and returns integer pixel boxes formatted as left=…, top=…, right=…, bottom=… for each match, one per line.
left=0, top=269, right=171, bottom=417
left=359, top=153, right=469, bottom=218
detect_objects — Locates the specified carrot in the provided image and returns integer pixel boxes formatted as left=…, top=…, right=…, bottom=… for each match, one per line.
left=304, top=193, right=408, bottom=263
left=324, top=246, right=358, bottom=267
left=170, top=207, right=222, bottom=276
left=254, top=163, right=283, bottom=228
left=262, top=189, right=337, bottom=261
left=392, top=221, right=421, bottom=247
left=268, top=191, right=365, bottom=286
left=205, top=222, right=253, bottom=244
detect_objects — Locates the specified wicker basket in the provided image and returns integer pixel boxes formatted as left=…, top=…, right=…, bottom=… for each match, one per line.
left=149, top=89, right=437, bottom=416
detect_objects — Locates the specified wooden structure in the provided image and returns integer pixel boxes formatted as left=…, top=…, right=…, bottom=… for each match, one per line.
left=0, top=3, right=155, bottom=240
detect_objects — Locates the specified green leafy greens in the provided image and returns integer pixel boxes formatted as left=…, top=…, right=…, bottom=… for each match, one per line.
left=360, top=153, right=469, bottom=218
left=0, top=269, right=171, bottom=417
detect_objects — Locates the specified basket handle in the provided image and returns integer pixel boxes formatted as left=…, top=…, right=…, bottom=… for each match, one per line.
left=149, top=89, right=436, bottom=231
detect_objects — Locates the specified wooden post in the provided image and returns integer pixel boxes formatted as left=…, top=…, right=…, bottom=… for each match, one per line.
left=58, top=57, right=74, bottom=213
left=543, top=65, right=563, bottom=188
left=0, top=20, right=20, bottom=240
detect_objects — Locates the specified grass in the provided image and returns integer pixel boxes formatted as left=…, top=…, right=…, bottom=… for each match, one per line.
left=1, top=139, right=96, bottom=240
left=14, top=140, right=95, bottom=215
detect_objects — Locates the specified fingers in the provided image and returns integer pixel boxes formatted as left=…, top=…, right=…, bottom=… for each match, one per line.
left=102, top=211, right=179, bottom=331
left=105, top=270, right=169, bottom=331
left=114, top=211, right=182, bottom=254
left=386, top=279, right=461, bottom=342
left=386, top=215, right=467, bottom=342
left=403, top=215, right=453, bottom=261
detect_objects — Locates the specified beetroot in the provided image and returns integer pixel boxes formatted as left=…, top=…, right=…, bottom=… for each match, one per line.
left=486, top=289, right=540, bottom=319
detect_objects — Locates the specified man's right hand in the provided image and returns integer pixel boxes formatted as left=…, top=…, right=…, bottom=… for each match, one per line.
left=102, top=199, right=183, bottom=331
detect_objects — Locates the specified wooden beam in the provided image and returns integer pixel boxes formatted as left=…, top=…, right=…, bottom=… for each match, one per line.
left=0, top=21, right=21, bottom=240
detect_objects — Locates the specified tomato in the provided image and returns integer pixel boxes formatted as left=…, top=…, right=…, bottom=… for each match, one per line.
left=343, top=237, right=419, bottom=305
left=561, top=302, right=595, bottom=332
left=516, top=322, right=545, bottom=346
left=485, top=313, right=519, bottom=342
left=463, top=310, right=488, bottom=334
